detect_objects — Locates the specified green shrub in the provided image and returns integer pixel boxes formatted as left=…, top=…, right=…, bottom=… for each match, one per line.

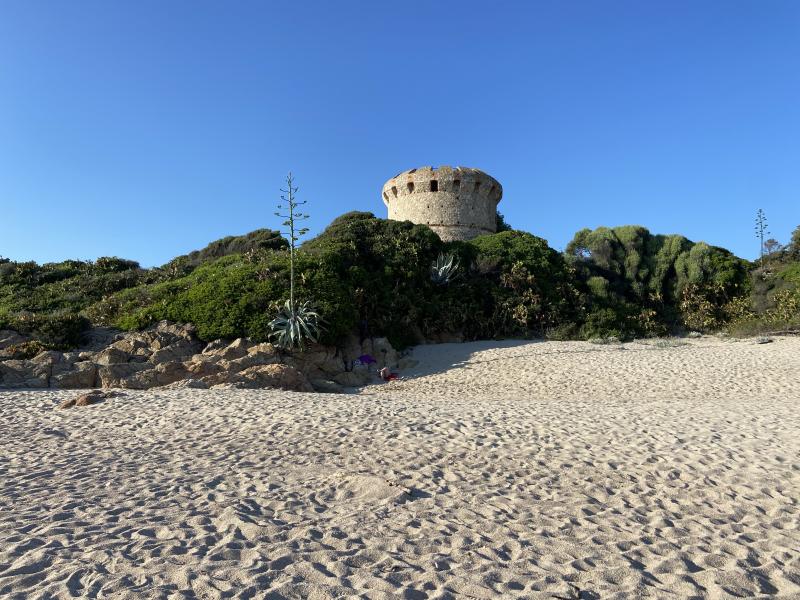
left=3, top=310, right=90, bottom=347
left=95, top=256, right=141, bottom=273
left=2, top=211, right=782, bottom=351
left=2, top=340, right=49, bottom=359
left=0, top=257, right=145, bottom=317
left=581, top=307, right=624, bottom=340
left=496, top=211, right=513, bottom=232
left=468, top=231, right=581, bottom=335
left=171, top=229, right=287, bottom=268
left=303, top=213, right=443, bottom=347
left=567, top=225, right=750, bottom=336
left=87, top=217, right=583, bottom=348
left=545, top=322, right=579, bottom=341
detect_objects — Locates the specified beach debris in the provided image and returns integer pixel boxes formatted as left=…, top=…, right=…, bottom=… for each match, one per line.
left=651, top=338, right=688, bottom=349
left=41, top=427, right=69, bottom=438
left=379, top=367, right=400, bottom=381
left=755, top=336, right=774, bottom=344
left=356, top=353, right=376, bottom=365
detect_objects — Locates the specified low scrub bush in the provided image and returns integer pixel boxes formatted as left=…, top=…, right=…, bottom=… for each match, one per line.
left=2, top=310, right=89, bottom=347
left=2, top=212, right=795, bottom=351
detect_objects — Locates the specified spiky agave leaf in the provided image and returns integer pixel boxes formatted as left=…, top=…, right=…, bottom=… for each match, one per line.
left=431, top=252, right=459, bottom=285
left=268, top=300, right=323, bottom=350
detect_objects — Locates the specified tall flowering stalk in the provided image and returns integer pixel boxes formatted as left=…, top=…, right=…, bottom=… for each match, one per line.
left=269, top=173, right=321, bottom=349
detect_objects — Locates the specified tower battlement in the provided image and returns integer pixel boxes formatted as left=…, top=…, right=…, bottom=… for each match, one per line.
left=382, top=166, right=502, bottom=241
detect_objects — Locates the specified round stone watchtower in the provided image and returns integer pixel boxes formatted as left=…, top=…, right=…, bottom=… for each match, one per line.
left=382, top=166, right=502, bottom=242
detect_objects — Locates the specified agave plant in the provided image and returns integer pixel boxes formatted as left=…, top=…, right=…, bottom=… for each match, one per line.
left=431, top=252, right=459, bottom=285
left=268, top=299, right=322, bottom=350
left=269, top=173, right=322, bottom=350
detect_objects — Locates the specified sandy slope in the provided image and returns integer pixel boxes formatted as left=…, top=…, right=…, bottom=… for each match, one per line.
left=0, top=336, right=798, bottom=599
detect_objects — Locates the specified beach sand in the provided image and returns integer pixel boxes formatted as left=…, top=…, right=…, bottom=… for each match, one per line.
left=1, top=336, right=798, bottom=599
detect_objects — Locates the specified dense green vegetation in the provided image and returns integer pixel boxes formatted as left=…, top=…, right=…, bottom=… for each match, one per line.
left=565, top=226, right=752, bottom=337
left=1, top=216, right=798, bottom=350
left=0, top=256, right=142, bottom=346
left=727, top=225, right=800, bottom=335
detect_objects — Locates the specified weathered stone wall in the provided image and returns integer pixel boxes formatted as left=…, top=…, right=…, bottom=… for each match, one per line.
left=382, top=166, right=502, bottom=242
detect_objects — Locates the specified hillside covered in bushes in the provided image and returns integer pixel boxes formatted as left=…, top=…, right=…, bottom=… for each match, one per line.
left=1, top=212, right=799, bottom=351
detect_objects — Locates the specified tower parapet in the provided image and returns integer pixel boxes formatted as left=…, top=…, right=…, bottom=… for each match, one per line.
left=382, top=166, right=502, bottom=242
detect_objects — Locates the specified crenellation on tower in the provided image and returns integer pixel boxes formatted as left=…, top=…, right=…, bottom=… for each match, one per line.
left=382, top=166, right=502, bottom=242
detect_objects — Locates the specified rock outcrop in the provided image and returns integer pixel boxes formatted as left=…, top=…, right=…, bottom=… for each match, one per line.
left=0, top=321, right=407, bottom=393
left=0, top=330, right=29, bottom=349
left=59, top=390, right=117, bottom=409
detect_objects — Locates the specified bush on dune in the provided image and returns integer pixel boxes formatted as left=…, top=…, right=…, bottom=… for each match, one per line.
left=3, top=213, right=796, bottom=350
left=0, top=257, right=144, bottom=347
left=727, top=226, right=800, bottom=335
left=158, top=228, right=287, bottom=280
left=90, top=253, right=293, bottom=342
left=463, top=231, right=581, bottom=338
left=566, top=225, right=751, bottom=337
left=302, top=212, right=443, bottom=348
left=86, top=215, right=582, bottom=349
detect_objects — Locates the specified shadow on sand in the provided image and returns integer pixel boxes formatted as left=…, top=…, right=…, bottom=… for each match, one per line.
left=394, top=337, right=675, bottom=381
left=399, top=339, right=543, bottom=379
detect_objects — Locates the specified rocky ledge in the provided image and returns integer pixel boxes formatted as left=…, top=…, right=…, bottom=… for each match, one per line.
left=0, top=321, right=416, bottom=393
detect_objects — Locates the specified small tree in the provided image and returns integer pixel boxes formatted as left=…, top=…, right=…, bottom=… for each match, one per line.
left=754, top=209, right=770, bottom=268
left=763, top=238, right=782, bottom=257
left=269, top=173, right=322, bottom=349
left=789, top=225, right=800, bottom=260
left=496, top=210, right=512, bottom=232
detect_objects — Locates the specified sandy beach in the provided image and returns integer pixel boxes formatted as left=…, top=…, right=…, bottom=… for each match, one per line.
left=1, top=336, right=798, bottom=599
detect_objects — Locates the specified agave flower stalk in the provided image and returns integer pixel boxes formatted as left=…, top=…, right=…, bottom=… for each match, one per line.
left=270, top=173, right=322, bottom=349
left=275, top=172, right=309, bottom=309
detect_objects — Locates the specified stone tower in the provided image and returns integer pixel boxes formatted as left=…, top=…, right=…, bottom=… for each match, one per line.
left=382, top=166, right=502, bottom=242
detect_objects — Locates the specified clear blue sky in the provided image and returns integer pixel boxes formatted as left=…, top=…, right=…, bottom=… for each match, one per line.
left=2, top=1, right=798, bottom=266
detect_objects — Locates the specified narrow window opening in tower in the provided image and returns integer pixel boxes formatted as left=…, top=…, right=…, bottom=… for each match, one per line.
left=383, top=192, right=389, bottom=201
left=391, top=186, right=397, bottom=197
left=489, top=185, right=496, bottom=197
left=474, top=182, right=481, bottom=193
left=430, top=180, right=438, bottom=192
left=453, top=179, right=460, bottom=191
left=407, top=182, right=415, bottom=193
